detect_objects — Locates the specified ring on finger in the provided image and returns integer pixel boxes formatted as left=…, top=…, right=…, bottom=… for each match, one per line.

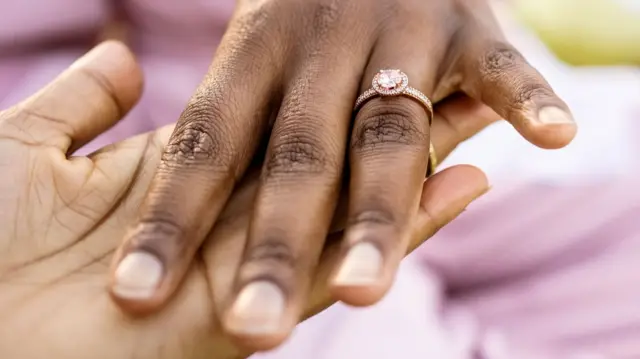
left=354, top=69, right=433, bottom=123
left=354, top=68, right=436, bottom=176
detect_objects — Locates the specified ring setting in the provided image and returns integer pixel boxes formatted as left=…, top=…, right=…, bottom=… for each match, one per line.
left=354, top=69, right=433, bottom=121
left=372, top=69, right=409, bottom=95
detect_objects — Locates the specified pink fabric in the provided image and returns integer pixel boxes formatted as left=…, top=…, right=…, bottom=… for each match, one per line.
left=2, top=1, right=639, bottom=359
left=424, top=182, right=640, bottom=358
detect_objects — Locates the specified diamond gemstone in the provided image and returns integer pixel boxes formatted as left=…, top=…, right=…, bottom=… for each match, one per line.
left=377, top=70, right=403, bottom=90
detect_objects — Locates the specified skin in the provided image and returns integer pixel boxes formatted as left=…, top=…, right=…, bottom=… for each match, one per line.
left=0, top=42, right=491, bottom=358
left=107, top=0, right=577, bottom=350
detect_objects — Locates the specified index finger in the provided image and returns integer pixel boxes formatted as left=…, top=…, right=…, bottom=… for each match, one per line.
left=456, top=2, right=577, bottom=149
left=108, top=10, right=285, bottom=313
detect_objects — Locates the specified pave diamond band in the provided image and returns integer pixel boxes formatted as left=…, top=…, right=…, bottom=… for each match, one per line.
left=354, top=69, right=433, bottom=123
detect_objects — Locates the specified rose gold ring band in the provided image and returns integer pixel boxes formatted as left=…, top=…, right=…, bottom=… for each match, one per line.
left=353, top=69, right=433, bottom=122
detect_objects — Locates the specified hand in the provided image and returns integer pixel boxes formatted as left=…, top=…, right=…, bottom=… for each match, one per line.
left=108, top=0, right=576, bottom=349
left=0, top=42, right=487, bottom=357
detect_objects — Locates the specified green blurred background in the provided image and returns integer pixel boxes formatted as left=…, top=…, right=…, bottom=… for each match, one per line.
left=512, top=0, right=640, bottom=66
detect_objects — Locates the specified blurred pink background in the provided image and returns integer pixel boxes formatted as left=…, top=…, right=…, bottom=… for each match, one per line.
left=2, top=1, right=640, bottom=358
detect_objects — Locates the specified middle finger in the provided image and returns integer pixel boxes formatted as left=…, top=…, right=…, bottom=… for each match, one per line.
left=223, top=8, right=372, bottom=347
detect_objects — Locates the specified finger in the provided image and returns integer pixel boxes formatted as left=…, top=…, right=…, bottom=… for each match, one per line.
left=222, top=24, right=370, bottom=348
left=108, top=8, right=286, bottom=314
left=199, top=165, right=488, bottom=356
left=329, top=23, right=446, bottom=305
left=460, top=36, right=577, bottom=149
left=325, top=94, right=499, bottom=233
left=202, top=98, right=491, bottom=345
left=1, top=41, right=142, bottom=153
left=430, top=93, right=501, bottom=161
left=410, top=165, right=489, bottom=250
left=309, top=165, right=488, bottom=319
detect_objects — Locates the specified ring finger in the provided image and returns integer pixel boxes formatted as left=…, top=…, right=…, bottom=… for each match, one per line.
left=329, top=28, right=447, bottom=305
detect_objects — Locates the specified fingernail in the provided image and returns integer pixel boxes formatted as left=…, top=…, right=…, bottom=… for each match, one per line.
left=537, top=106, right=574, bottom=124
left=227, top=281, right=285, bottom=335
left=333, top=242, right=383, bottom=286
left=112, top=252, right=163, bottom=300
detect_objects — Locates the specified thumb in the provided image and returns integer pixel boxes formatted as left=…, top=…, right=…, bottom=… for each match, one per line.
left=409, top=164, right=490, bottom=252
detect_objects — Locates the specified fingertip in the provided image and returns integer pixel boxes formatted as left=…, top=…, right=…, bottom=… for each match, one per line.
left=108, top=250, right=170, bottom=315
left=73, top=40, right=144, bottom=114
left=222, top=280, right=296, bottom=351
left=421, top=165, right=489, bottom=205
left=224, top=330, right=291, bottom=353
left=223, top=321, right=294, bottom=353
left=417, top=164, right=489, bottom=230
left=526, top=122, right=577, bottom=150
left=108, top=220, right=188, bottom=315
left=329, top=241, right=394, bottom=306
left=404, top=165, right=491, bottom=254
left=537, top=106, right=574, bottom=125
left=78, top=40, right=141, bottom=78
left=515, top=106, right=578, bottom=150
left=329, top=282, right=390, bottom=307
left=108, top=273, right=181, bottom=316
left=438, top=163, right=488, bottom=184
left=108, top=291, right=166, bottom=316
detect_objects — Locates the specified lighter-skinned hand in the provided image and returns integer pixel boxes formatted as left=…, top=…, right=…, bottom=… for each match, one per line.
left=0, top=42, right=489, bottom=356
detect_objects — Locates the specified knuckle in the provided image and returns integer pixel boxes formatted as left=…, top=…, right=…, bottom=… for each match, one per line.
left=265, top=129, right=333, bottom=176
left=239, top=239, right=303, bottom=293
left=352, top=104, right=426, bottom=153
left=125, top=216, right=185, bottom=258
left=346, top=209, right=399, bottom=253
left=0, top=108, right=68, bottom=146
left=512, top=81, right=555, bottom=108
left=162, top=101, right=234, bottom=170
left=349, top=209, right=397, bottom=228
left=76, top=67, right=125, bottom=117
left=234, top=1, right=274, bottom=36
left=244, top=240, right=299, bottom=268
left=479, top=42, right=524, bottom=76
left=230, top=1, right=284, bottom=59
left=308, top=0, right=344, bottom=35
left=477, top=42, right=558, bottom=112
left=298, top=0, right=368, bottom=59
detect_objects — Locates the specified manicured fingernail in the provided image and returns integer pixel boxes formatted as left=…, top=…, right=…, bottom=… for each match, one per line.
left=227, top=281, right=285, bottom=335
left=112, top=252, right=163, bottom=300
left=333, top=242, right=383, bottom=286
left=538, top=106, right=574, bottom=124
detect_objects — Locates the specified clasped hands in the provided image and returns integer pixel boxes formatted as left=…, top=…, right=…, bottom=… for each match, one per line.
left=0, top=0, right=576, bottom=358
